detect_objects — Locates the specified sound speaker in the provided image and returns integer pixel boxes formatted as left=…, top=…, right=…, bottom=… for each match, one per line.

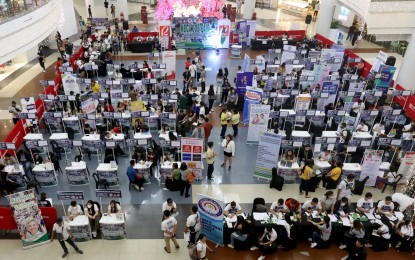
left=385, top=56, right=396, bottom=66
left=122, top=20, right=129, bottom=30
left=305, top=15, right=312, bottom=24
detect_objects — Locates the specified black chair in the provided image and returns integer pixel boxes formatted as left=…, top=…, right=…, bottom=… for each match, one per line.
left=252, top=197, right=267, bottom=215
left=24, top=176, right=41, bottom=193
left=353, top=176, right=369, bottom=195
left=382, top=174, right=403, bottom=193
left=75, top=156, right=90, bottom=175
left=50, top=140, right=65, bottom=160
left=92, top=173, right=109, bottom=189
left=78, top=147, right=91, bottom=160
left=66, top=127, right=75, bottom=140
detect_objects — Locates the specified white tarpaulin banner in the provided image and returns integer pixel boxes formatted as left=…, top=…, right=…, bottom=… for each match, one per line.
left=162, top=51, right=176, bottom=79
left=217, top=19, right=231, bottom=49
left=361, top=149, right=384, bottom=186
left=254, top=132, right=282, bottom=180
left=158, top=20, right=171, bottom=50
left=247, top=104, right=270, bottom=144
left=62, top=74, right=80, bottom=95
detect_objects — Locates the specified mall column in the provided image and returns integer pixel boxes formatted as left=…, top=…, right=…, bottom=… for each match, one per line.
left=117, top=0, right=129, bottom=21
left=60, top=0, right=77, bottom=38
left=396, top=31, right=415, bottom=91
left=315, top=0, right=335, bottom=39
left=242, top=0, right=255, bottom=20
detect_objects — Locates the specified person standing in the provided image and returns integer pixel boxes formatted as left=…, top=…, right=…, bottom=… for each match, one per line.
left=161, top=210, right=180, bottom=253
left=110, top=4, right=116, bottom=19
left=347, top=24, right=356, bottom=41
left=220, top=108, right=228, bottom=139
left=207, top=85, right=216, bottom=113
left=191, top=123, right=205, bottom=139
left=104, top=0, right=109, bottom=15
left=179, top=162, right=192, bottom=198
left=79, top=16, right=85, bottom=30
left=182, top=67, right=191, bottom=92
left=200, top=65, right=206, bottom=93
left=196, top=234, right=214, bottom=259
left=206, top=141, right=217, bottom=180
left=231, top=109, right=240, bottom=138
left=236, top=0, right=242, bottom=14
left=219, top=78, right=230, bottom=107
left=38, top=53, right=45, bottom=72
left=88, top=5, right=92, bottom=19
left=313, top=1, right=320, bottom=21
left=8, top=101, right=21, bottom=125
left=298, top=159, right=313, bottom=198
left=221, top=134, right=235, bottom=171
left=51, top=217, right=83, bottom=258
left=189, top=61, right=197, bottom=87
left=185, top=206, right=200, bottom=246
left=352, top=30, right=361, bottom=47
left=203, top=117, right=213, bottom=145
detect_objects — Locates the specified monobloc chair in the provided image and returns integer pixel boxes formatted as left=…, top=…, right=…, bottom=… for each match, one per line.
left=92, top=173, right=109, bottom=189
left=382, top=174, right=403, bottom=193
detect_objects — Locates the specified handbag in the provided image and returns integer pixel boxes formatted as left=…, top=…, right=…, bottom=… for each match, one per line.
left=186, top=171, right=196, bottom=184
left=189, top=214, right=199, bottom=233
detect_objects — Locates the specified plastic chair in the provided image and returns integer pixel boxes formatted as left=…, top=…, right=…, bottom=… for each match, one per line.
left=24, top=176, right=41, bottom=194
left=92, top=173, right=109, bottom=189
left=50, top=140, right=65, bottom=160
left=382, top=174, right=403, bottom=193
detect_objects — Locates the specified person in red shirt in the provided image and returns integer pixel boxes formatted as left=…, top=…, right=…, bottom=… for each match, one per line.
left=145, top=68, right=154, bottom=78
left=203, top=117, right=213, bottom=146
left=185, top=57, right=191, bottom=69
left=55, top=57, right=62, bottom=75
left=143, top=60, right=149, bottom=68
left=104, top=102, right=114, bottom=112
left=285, top=198, right=301, bottom=214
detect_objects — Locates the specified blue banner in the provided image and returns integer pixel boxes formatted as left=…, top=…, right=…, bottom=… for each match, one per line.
left=236, top=72, right=254, bottom=95
left=197, top=194, right=225, bottom=246
left=375, top=65, right=396, bottom=93
left=242, top=88, right=263, bottom=125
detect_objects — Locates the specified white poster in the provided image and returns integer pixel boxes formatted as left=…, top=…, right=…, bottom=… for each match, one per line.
left=162, top=51, right=176, bottom=80
left=217, top=19, right=231, bottom=49
left=247, top=104, right=270, bottom=145
left=320, top=48, right=344, bottom=72
left=158, top=20, right=171, bottom=50
left=62, top=74, right=80, bottom=95
left=281, top=45, right=296, bottom=63
left=360, top=149, right=384, bottom=186
left=254, top=132, right=282, bottom=180
left=397, top=151, right=415, bottom=184
left=21, top=97, right=37, bottom=127
left=295, top=94, right=311, bottom=126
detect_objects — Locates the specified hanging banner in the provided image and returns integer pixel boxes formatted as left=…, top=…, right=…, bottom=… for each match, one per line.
left=242, top=87, right=263, bottom=125
left=88, top=18, right=109, bottom=30
left=217, top=19, right=231, bottom=49
left=247, top=104, right=270, bottom=144
left=368, top=51, right=387, bottom=80
left=236, top=72, right=254, bottom=95
left=172, top=17, right=218, bottom=49
left=254, top=132, right=282, bottom=179
left=181, top=138, right=204, bottom=178
left=158, top=20, right=171, bottom=50
left=162, top=51, right=176, bottom=80
left=66, top=168, right=89, bottom=185
left=374, top=65, right=396, bottom=93
left=6, top=189, right=49, bottom=249
left=361, top=150, right=384, bottom=186
left=62, top=74, right=80, bottom=95
left=246, top=20, right=257, bottom=46
left=197, top=194, right=225, bottom=246
left=397, top=151, right=415, bottom=184
left=236, top=21, right=247, bottom=47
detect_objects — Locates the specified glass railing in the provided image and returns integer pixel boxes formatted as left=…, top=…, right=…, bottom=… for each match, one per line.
left=0, top=0, right=50, bottom=25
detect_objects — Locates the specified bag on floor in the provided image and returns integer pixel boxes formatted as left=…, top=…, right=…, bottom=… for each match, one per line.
left=188, top=242, right=199, bottom=260
left=270, top=167, right=284, bottom=191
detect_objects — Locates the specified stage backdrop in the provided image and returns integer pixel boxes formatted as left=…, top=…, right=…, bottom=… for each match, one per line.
left=172, top=17, right=219, bottom=49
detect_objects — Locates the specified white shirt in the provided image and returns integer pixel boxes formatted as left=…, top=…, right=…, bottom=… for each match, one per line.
left=356, top=124, right=368, bottom=132
left=53, top=222, right=70, bottom=240
left=107, top=204, right=122, bottom=213
left=264, top=228, right=278, bottom=242
left=385, top=172, right=396, bottom=183
left=372, top=123, right=384, bottom=135
left=222, top=139, right=235, bottom=156
left=85, top=204, right=99, bottom=215
left=224, top=202, right=242, bottom=214
left=162, top=201, right=177, bottom=212
left=338, top=129, right=348, bottom=143
left=270, top=202, right=288, bottom=212
left=378, top=224, right=391, bottom=239
left=302, top=200, right=322, bottom=211
left=402, top=124, right=413, bottom=139
left=378, top=200, right=394, bottom=212
left=338, top=180, right=355, bottom=198
left=356, top=198, right=373, bottom=212
left=68, top=205, right=82, bottom=217
left=161, top=216, right=177, bottom=237
left=318, top=152, right=332, bottom=161
left=315, top=3, right=320, bottom=11
left=196, top=241, right=207, bottom=258
left=400, top=225, right=414, bottom=237
left=8, top=105, right=22, bottom=118
left=186, top=213, right=201, bottom=231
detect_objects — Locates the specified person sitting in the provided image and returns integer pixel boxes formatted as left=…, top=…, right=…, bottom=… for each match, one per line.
left=285, top=198, right=301, bottom=215
left=147, top=147, right=159, bottom=177
left=164, top=163, right=181, bottom=191
left=308, top=216, right=332, bottom=248
left=68, top=201, right=83, bottom=221
left=394, top=218, right=414, bottom=251
left=318, top=148, right=332, bottom=163
left=0, top=164, right=18, bottom=195
left=84, top=124, right=94, bottom=134
left=282, top=150, right=296, bottom=163
left=162, top=198, right=177, bottom=216
left=224, top=201, right=242, bottom=218
left=33, top=153, right=43, bottom=164
left=302, top=197, right=322, bottom=215
left=356, top=192, right=374, bottom=214
left=38, top=192, right=52, bottom=207
left=299, top=144, right=313, bottom=165
left=337, top=174, right=355, bottom=200
left=339, top=220, right=365, bottom=251
left=341, top=238, right=367, bottom=260
left=279, top=213, right=297, bottom=250
left=107, top=200, right=122, bottom=214
left=322, top=161, right=342, bottom=189
left=227, top=215, right=251, bottom=249
left=333, top=197, right=350, bottom=218
left=104, top=131, right=128, bottom=157
left=134, top=119, right=143, bottom=133
left=366, top=215, right=392, bottom=251
left=159, top=124, right=170, bottom=134
left=374, top=165, right=397, bottom=188
left=3, top=153, right=17, bottom=165
left=132, top=26, right=139, bottom=33
left=251, top=226, right=278, bottom=259
left=126, top=160, right=145, bottom=191
left=270, top=198, right=289, bottom=216
left=132, top=147, right=146, bottom=163
left=356, top=121, right=369, bottom=132
left=377, top=196, right=394, bottom=216
left=84, top=200, right=101, bottom=238
left=321, top=191, right=336, bottom=215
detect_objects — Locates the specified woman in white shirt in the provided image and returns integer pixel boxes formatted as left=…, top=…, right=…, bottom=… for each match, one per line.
left=318, top=149, right=332, bottom=162
left=84, top=200, right=101, bottom=237
left=68, top=201, right=83, bottom=221
left=196, top=234, right=214, bottom=259
left=372, top=122, right=385, bottom=136
left=107, top=200, right=122, bottom=214
left=114, top=69, right=122, bottom=80
left=356, top=121, right=368, bottom=132
left=221, top=134, right=235, bottom=171
left=366, top=215, right=392, bottom=251
left=395, top=219, right=414, bottom=250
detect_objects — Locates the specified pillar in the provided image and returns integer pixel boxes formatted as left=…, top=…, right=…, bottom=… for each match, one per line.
left=59, top=0, right=78, bottom=38
left=396, top=31, right=415, bottom=90
left=243, top=0, right=255, bottom=20
left=117, top=0, right=129, bottom=20
left=315, top=0, right=335, bottom=39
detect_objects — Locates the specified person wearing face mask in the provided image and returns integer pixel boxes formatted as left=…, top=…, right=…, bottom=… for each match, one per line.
left=333, top=197, right=350, bottom=218
left=320, top=191, right=336, bottom=215
left=394, top=218, right=414, bottom=250
left=84, top=200, right=101, bottom=238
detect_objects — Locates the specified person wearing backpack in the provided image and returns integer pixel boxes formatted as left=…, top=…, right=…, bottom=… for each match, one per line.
left=185, top=206, right=201, bottom=246
left=190, top=233, right=214, bottom=260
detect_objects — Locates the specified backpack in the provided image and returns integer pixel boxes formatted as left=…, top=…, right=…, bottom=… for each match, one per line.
left=189, top=241, right=201, bottom=260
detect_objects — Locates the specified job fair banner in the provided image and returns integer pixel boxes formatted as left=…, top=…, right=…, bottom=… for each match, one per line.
left=162, top=50, right=176, bottom=79
left=66, top=168, right=89, bottom=185
left=158, top=20, right=171, bottom=50
left=247, top=105, right=270, bottom=144
left=197, top=194, right=225, bottom=246
left=236, top=72, right=254, bottom=95
left=33, top=169, right=58, bottom=186
left=398, top=151, right=415, bottom=184
left=89, top=18, right=109, bottom=30
left=7, top=189, right=49, bottom=249
left=171, top=17, right=218, bottom=49
left=217, top=19, right=231, bottom=49
left=368, top=51, right=387, bottom=80
left=360, top=149, right=384, bottom=186
left=181, top=138, right=204, bottom=179
left=254, top=132, right=282, bottom=179
left=242, top=87, right=263, bottom=125
left=62, top=74, right=80, bottom=95
left=374, top=64, right=396, bottom=93
left=316, top=80, right=339, bottom=111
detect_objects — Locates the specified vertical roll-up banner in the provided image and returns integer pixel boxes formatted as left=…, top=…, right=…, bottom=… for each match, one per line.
left=360, top=150, right=384, bottom=186
left=217, top=19, right=231, bottom=49
left=254, top=132, right=282, bottom=180
left=7, top=189, right=49, bottom=249
left=247, top=104, right=270, bottom=145
left=158, top=20, right=171, bottom=50
left=162, top=51, right=176, bottom=80
left=197, top=194, right=225, bottom=246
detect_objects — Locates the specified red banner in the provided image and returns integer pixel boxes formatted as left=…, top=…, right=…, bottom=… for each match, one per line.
left=394, top=84, right=415, bottom=121
left=0, top=207, right=18, bottom=230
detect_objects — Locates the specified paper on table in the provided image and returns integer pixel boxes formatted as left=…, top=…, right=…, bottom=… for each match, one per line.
left=184, top=232, right=190, bottom=242
left=312, top=211, right=319, bottom=218
left=226, top=215, right=237, bottom=223
left=327, top=144, right=335, bottom=151
left=365, top=213, right=375, bottom=220
left=253, top=212, right=269, bottom=220
left=395, top=211, right=404, bottom=220
left=387, top=215, right=397, bottom=221
left=341, top=217, right=351, bottom=227
left=328, top=214, right=338, bottom=222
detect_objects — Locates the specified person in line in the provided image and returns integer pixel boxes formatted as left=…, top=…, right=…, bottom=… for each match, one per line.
left=339, top=220, right=365, bottom=250
left=270, top=198, right=289, bottom=216
left=333, top=197, right=350, bottom=218
left=126, top=160, right=145, bottom=192
left=298, top=159, right=313, bottom=198
left=322, top=161, right=342, bottom=189
left=302, top=197, right=322, bottom=215
left=224, top=201, right=243, bottom=218
left=185, top=206, right=200, bottom=246
left=162, top=198, right=177, bottom=216
left=341, top=238, right=367, bottom=260
left=220, top=108, right=228, bottom=139
left=164, top=163, right=181, bottom=191
left=231, top=109, right=240, bottom=138
left=377, top=196, right=394, bottom=216
left=251, top=226, right=278, bottom=260
left=221, top=134, right=235, bottom=171
left=161, top=210, right=180, bottom=253
left=282, top=150, right=296, bottom=163
left=366, top=215, right=392, bottom=251
left=227, top=215, right=251, bottom=248
left=191, top=123, right=205, bottom=139
left=38, top=192, right=51, bottom=207
left=216, top=68, right=224, bottom=94
left=356, top=192, right=374, bottom=213
left=206, top=142, right=217, bottom=181
left=179, top=162, right=193, bottom=198
left=107, top=200, right=122, bottom=214
left=51, top=217, right=83, bottom=258
left=321, top=191, right=336, bottom=215
left=196, top=233, right=214, bottom=259
left=337, top=174, right=355, bottom=200
left=308, top=216, right=332, bottom=248
left=84, top=200, right=101, bottom=238
left=226, top=88, right=238, bottom=110
left=207, top=85, right=216, bottom=112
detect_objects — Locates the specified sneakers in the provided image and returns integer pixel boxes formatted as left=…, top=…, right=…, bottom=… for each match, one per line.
left=258, top=256, right=265, bottom=260
left=250, top=246, right=259, bottom=251
left=62, top=252, right=68, bottom=258
left=341, top=255, right=349, bottom=260
left=299, top=192, right=303, bottom=195
left=162, top=188, right=169, bottom=191
left=305, top=195, right=311, bottom=198
left=211, top=109, right=214, bottom=112
left=310, top=242, right=317, bottom=248
left=365, top=243, right=373, bottom=248
left=221, top=163, right=225, bottom=167
left=134, top=185, right=141, bottom=191
left=227, top=244, right=234, bottom=248
left=228, top=166, right=231, bottom=171
left=92, top=231, right=97, bottom=238
left=396, top=242, right=402, bottom=248
left=219, top=103, right=222, bottom=107
left=175, top=245, right=180, bottom=249
left=339, top=244, right=347, bottom=250
left=164, top=247, right=170, bottom=253
left=76, top=249, right=83, bottom=254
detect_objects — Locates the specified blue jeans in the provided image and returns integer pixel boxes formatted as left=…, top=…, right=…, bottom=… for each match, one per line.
left=230, top=232, right=247, bottom=245
left=312, top=231, right=320, bottom=243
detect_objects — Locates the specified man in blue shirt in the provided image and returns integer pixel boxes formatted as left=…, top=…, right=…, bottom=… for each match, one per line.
left=127, top=160, right=145, bottom=191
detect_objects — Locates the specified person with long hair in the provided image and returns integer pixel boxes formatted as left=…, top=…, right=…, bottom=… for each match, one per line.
left=221, top=134, right=235, bottom=171
left=207, top=84, right=216, bottom=113
left=323, top=161, right=343, bottom=189
left=366, top=215, right=392, bottom=251
left=216, top=68, right=224, bottom=94
left=231, top=109, right=240, bottom=138
left=84, top=200, right=101, bottom=238
left=179, top=162, right=191, bottom=198
left=227, top=215, right=250, bottom=248
left=282, top=150, right=296, bottom=163
left=308, top=215, right=332, bottom=248
left=107, top=200, right=122, bottom=214
left=339, top=220, right=365, bottom=250
left=298, top=159, right=314, bottom=198
left=220, top=108, right=228, bottom=139
left=394, top=218, right=414, bottom=250
left=219, top=78, right=231, bottom=107
left=321, top=191, right=336, bottom=215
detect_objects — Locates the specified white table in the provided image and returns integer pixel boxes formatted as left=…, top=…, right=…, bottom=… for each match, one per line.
left=32, top=163, right=58, bottom=186
left=96, top=163, right=119, bottom=186
left=352, top=132, right=373, bottom=140
left=65, top=161, right=89, bottom=185
left=23, top=133, right=43, bottom=140
left=342, top=163, right=362, bottom=181
left=292, top=130, right=311, bottom=144
left=159, top=161, right=181, bottom=179
left=134, top=132, right=152, bottom=140
left=5, top=165, right=25, bottom=186
left=133, top=161, right=152, bottom=179
left=69, top=215, right=92, bottom=242
left=99, top=213, right=126, bottom=240
left=81, top=134, right=100, bottom=141
left=322, top=131, right=339, bottom=143
left=159, top=132, right=177, bottom=141
left=280, top=109, right=296, bottom=116
left=277, top=162, right=300, bottom=184
left=50, top=133, right=68, bottom=140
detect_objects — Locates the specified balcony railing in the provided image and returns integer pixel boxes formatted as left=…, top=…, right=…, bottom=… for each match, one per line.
left=0, top=0, right=50, bottom=25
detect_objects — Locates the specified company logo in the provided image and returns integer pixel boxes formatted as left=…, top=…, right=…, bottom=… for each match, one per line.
left=246, top=91, right=261, bottom=100
left=198, top=198, right=223, bottom=218
left=160, top=26, right=170, bottom=37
